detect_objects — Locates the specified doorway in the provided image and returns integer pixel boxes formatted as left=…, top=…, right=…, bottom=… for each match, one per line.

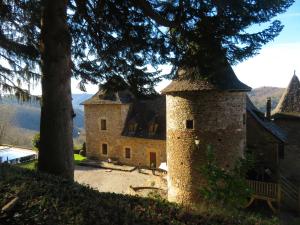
left=149, top=152, right=157, bottom=168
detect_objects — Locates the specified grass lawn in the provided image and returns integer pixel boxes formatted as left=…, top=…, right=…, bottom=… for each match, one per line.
left=74, top=153, right=87, bottom=164
left=17, top=154, right=87, bottom=170
left=17, top=160, right=36, bottom=170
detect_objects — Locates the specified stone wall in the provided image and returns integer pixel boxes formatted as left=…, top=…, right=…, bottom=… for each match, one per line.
left=166, top=91, right=246, bottom=205
left=119, top=137, right=166, bottom=167
left=274, top=118, right=300, bottom=184
left=84, top=104, right=129, bottom=159
left=84, top=103, right=166, bottom=167
left=247, top=114, right=280, bottom=181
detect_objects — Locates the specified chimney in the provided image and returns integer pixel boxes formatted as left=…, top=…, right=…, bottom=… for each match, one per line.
left=266, top=97, right=271, bottom=120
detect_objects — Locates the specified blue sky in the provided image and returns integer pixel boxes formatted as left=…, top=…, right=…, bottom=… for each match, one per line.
left=232, top=0, right=300, bottom=90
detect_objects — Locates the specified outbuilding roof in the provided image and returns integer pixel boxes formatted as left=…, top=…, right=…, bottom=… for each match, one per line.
left=247, top=96, right=287, bottom=143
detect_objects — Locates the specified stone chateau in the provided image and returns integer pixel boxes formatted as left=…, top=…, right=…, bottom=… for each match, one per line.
left=82, top=61, right=299, bottom=206
left=82, top=90, right=166, bottom=168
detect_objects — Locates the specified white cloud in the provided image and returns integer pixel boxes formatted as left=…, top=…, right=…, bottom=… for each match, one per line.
left=233, top=42, right=300, bottom=89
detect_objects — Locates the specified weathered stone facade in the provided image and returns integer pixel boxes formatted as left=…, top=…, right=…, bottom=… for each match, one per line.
left=272, top=74, right=300, bottom=185
left=83, top=94, right=166, bottom=168
left=275, top=118, right=300, bottom=184
left=246, top=96, right=287, bottom=182
left=247, top=113, right=282, bottom=181
left=166, top=91, right=246, bottom=204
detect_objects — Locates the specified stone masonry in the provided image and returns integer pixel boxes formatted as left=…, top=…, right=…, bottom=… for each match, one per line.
left=83, top=94, right=166, bottom=168
left=166, top=91, right=246, bottom=205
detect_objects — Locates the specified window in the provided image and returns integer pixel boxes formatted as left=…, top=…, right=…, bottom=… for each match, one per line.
left=149, top=123, right=158, bottom=135
left=243, top=114, right=246, bottom=125
left=186, top=120, right=194, bottom=129
left=100, top=119, right=107, bottom=130
left=125, top=147, right=131, bottom=159
left=102, top=143, right=108, bottom=155
left=128, top=123, right=137, bottom=133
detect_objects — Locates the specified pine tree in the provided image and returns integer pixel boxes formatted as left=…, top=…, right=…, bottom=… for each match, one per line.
left=0, top=0, right=173, bottom=179
left=164, top=0, right=295, bottom=79
left=0, top=0, right=294, bottom=179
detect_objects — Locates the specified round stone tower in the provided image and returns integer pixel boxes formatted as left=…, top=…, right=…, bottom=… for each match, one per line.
left=162, top=62, right=251, bottom=205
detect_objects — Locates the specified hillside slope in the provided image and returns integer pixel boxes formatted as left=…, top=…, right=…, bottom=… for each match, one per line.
left=0, top=94, right=91, bottom=147
left=248, top=87, right=285, bottom=112
left=0, top=94, right=91, bottom=131
left=0, top=165, right=276, bottom=225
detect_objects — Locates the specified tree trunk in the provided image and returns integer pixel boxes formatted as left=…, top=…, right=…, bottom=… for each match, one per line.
left=38, top=0, right=74, bottom=179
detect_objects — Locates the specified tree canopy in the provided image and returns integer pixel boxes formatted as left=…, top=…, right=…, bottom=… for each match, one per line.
left=0, top=0, right=295, bottom=179
left=0, top=0, right=174, bottom=98
left=162, top=0, right=294, bottom=79
left=0, top=0, right=295, bottom=96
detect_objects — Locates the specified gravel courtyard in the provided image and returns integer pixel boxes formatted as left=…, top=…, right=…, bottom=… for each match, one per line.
left=74, top=166, right=167, bottom=196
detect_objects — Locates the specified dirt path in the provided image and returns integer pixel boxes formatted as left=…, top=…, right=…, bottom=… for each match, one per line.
left=74, top=166, right=166, bottom=195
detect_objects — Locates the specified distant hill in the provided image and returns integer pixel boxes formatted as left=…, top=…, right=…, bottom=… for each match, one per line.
left=0, top=94, right=92, bottom=147
left=0, top=93, right=92, bottom=110
left=0, top=88, right=286, bottom=147
left=72, top=93, right=93, bottom=110
left=248, top=87, right=285, bottom=112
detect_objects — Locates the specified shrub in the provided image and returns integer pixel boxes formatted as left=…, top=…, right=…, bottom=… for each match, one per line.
left=199, top=145, right=254, bottom=210
left=0, top=164, right=277, bottom=225
left=31, top=133, right=40, bottom=151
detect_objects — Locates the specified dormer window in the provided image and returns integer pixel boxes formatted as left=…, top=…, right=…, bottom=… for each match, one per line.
left=149, top=123, right=158, bottom=135
left=100, top=119, right=107, bottom=130
left=186, top=120, right=194, bottom=129
left=128, top=123, right=138, bottom=133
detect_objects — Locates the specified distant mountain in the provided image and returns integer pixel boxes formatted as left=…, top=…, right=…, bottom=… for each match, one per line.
left=72, top=93, right=93, bottom=110
left=248, top=87, right=285, bottom=112
left=0, top=93, right=92, bottom=110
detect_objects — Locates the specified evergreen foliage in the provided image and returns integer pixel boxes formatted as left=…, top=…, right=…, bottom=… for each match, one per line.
left=164, top=0, right=295, bottom=79
left=0, top=0, right=294, bottom=178
left=1, top=1, right=294, bottom=96
left=31, top=133, right=40, bottom=150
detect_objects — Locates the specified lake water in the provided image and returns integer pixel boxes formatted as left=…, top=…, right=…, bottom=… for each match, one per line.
left=0, top=146, right=37, bottom=164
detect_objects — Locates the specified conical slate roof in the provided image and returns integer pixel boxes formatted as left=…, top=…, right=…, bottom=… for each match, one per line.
left=161, top=59, right=251, bottom=93
left=273, top=73, right=300, bottom=115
